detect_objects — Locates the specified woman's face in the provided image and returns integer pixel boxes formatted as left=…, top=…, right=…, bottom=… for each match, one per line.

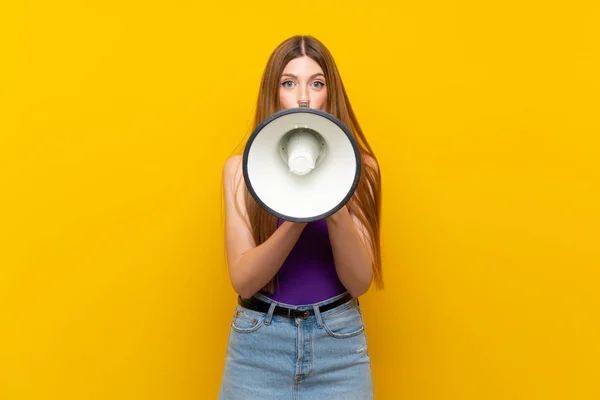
left=279, top=56, right=327, bottom=111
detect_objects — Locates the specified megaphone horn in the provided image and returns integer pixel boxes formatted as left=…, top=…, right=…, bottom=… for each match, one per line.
left=242, top=107, right=361, bottom=223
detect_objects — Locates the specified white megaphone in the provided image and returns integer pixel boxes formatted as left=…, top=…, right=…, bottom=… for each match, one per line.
left=242, top=106, right=361, bottom=222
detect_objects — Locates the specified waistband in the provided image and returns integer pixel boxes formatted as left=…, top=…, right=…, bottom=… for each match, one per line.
left=238, top=291, right=356, bottom=319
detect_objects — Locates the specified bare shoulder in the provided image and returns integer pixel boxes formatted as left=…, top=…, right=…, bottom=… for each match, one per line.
left=223, top=154, right=243, bottom=181
left=223, top=154, right=247, bottom=208
left=223, top=155, right=246, bottom=194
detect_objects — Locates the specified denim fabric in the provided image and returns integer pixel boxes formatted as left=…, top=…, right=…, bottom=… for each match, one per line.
left=218, top=291, right=374, bottom=399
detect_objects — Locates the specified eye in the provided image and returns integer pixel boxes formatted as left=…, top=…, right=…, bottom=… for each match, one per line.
left=312, top=81, right=325, bottom=89
left=281, top=80, right=294, bottom=88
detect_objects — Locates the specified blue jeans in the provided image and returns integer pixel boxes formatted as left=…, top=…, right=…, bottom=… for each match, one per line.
left=218, top=291, right=374, bottom=399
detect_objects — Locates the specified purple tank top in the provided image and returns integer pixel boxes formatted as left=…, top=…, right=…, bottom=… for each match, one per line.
left=259, top=218, right=347, bottom=305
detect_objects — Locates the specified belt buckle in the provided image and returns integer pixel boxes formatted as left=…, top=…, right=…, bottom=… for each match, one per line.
left=287, top=308, right=309, bottom=319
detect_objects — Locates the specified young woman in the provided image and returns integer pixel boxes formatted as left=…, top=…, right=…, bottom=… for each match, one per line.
left=219, top=35, right=383, bottom=399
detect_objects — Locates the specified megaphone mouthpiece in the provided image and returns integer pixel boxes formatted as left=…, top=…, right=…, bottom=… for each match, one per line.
left=286, top=130, right=321, bottom=175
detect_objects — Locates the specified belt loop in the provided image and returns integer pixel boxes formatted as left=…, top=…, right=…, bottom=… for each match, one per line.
left=312, top=304, right=324, bottom=328
left=265, top=301, right=277, bottom=325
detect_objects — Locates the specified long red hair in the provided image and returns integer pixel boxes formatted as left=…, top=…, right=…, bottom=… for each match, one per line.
left=233, top=35, right=383, bottom=293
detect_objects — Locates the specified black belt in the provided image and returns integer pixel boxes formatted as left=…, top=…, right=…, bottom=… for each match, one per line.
left=238, top=292, right=356, bottom=319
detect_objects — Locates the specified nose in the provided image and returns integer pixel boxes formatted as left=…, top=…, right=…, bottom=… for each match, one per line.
left=297, top=86, right=310, bottom=107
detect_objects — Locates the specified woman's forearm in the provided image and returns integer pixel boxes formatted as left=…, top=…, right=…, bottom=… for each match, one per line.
left=231, top=221, right=307, bottom=298
left=326, top=206, right=373, bottom=297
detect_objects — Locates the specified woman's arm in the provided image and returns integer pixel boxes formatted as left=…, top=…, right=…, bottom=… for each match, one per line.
left=326, top=205, right=374, bottom=297
left=223, top=155, right=307, bottom=299
left=326, top=155, right=379, bottom=297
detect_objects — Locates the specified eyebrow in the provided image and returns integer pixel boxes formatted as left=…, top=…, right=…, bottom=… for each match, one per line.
left=281, top=73, right=325, bottom=80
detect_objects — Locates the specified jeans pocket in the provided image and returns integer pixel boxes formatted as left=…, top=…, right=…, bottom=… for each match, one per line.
left=322, top=304, right=365, bottom=339
left=231, top=306, right=266, bottom=334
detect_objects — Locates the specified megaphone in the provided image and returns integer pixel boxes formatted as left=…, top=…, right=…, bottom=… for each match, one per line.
left=242, top=107, right=361, bottom=222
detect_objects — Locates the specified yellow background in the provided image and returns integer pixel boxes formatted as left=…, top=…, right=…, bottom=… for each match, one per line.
left=1, top=1, right=599, bottom=399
